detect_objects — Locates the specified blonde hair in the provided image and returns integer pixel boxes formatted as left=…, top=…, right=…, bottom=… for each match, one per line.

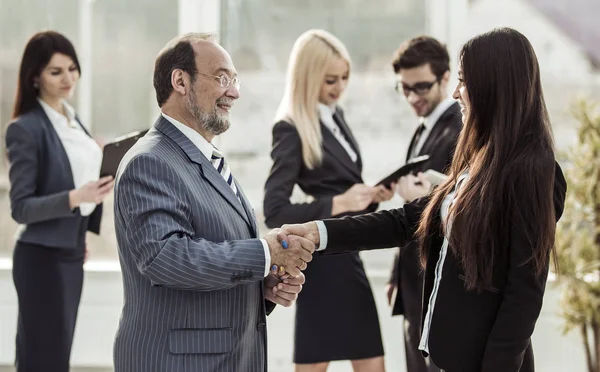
left=275, top=29, right=351, bottom=169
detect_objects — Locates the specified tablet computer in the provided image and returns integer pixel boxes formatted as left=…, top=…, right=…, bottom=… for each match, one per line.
left=376, top=154, right=430, bottom=187
left=100, top=129, right=149, bottom=178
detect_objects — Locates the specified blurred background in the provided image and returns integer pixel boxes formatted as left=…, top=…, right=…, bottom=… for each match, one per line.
left=0, top=0, right=598, bottom=371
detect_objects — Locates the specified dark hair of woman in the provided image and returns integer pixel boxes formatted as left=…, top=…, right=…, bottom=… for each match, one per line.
left=12, top=30, right=80, bottom=118
left=416, top=27, right=557, bottom=291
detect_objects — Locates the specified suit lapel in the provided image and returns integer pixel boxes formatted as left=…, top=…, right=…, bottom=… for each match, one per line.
left=332, top=110, right=362, bottom=170
left=36, top=104, right=76, bottom=190
left=235, top=181, right=259, bottom=237
left=418, top=103, right=460, bottom=157
left=406, top=126, right=421, bottom=162
left=155, top=117, right=251, bottom=228
left=322, top=125, right=361, bottom=179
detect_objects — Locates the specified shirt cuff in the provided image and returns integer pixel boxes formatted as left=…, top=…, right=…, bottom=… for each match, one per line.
left=260, top=239, right=271, bottom=277
left=315, top=221, right=328, bottom=251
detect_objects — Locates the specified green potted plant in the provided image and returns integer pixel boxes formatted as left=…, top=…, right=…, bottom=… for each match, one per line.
left=554, top=99, right=600, bottom=372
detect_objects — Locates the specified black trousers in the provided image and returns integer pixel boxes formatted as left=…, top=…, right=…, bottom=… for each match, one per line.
left=12, top=241, right=85, bottom=372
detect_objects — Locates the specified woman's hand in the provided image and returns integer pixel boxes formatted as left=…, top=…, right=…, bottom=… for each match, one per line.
left=332, top=184, right=377, bottom=215
left=69, top=176, right=115, bottom=209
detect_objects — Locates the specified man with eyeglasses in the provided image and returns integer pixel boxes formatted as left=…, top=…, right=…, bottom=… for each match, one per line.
left=386, top=36, right=462, bottom=372
left=112, top=33, right=313, bottom=372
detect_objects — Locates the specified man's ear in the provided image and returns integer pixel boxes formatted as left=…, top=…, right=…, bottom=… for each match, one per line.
left=439, top=70, right=451, bottom=92
left=171, top=69, right=187, bottom=96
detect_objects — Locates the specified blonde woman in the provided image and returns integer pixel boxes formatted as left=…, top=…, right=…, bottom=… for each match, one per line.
left=263, top=29, right=391, bottom=372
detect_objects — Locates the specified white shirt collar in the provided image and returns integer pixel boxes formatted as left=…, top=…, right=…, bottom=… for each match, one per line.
left=38, top=98, right=76, bottom=125
left=422, top=96, right=456, bottom=130
left=317, top=103, right=338, bottom=131
left=161, top=112, right=215, bottom=161
left=317, top=102, right=336, bottom=117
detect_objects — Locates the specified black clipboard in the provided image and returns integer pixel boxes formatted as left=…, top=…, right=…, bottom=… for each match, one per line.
left=376, top=154, right=430, bottom=187
left=100, top=129, right=149, bottom=178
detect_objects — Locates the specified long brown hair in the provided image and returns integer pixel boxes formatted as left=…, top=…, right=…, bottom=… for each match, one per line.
left=416, top=28, right=557, bottom=291
left=12, top=31, right=80, bottom=119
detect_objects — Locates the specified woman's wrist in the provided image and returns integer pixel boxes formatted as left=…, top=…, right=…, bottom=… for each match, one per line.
left=69, top=190, right=80, bottom=210
left=331, top=194, right=347, bottom=216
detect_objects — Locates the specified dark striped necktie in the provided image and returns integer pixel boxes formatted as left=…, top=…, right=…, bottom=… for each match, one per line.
left=411, top=122, right=427, bottom=158
left=211, top=147, right=240, bottom=202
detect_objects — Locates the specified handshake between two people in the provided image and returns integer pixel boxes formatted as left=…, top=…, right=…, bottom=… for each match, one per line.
left=261, top=222, right=320, bottom=307
left=263, top=222, right=321, bottom=278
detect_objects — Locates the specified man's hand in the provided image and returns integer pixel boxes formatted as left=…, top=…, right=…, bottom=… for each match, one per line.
left=373, top=183, right=396, bottom=203
left=269, top=223, right=320, bottom=277
left=264, top=228, right=314, bottom=277
left=264, top=268, right=305, bottom=307
left=396, top=173, right=432, bottom=202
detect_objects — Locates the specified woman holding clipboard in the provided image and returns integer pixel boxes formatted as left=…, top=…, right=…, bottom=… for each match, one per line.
left=5, top=31, right=114, bottom=372
left=263, top=29, right=393, bottom=372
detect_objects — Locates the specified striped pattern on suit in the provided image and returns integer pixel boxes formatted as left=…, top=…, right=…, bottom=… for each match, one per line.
left=113, top=116, right=271, bottom=372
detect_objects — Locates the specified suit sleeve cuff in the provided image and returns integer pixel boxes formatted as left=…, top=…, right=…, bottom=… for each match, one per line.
left=260, top=239, right=271, bottom=277
left=315, top=221, right=328, bottom=251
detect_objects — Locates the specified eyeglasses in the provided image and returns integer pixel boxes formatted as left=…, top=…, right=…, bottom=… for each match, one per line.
left=197, top=72, right=241, bottom=89
left=395, top=78, right=440, bottom=97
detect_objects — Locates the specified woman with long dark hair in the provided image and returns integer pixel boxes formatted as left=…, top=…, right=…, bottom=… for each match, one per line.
left=280, top=27, right=567, bottom=372
left=6, top=31, right=114, bottom=371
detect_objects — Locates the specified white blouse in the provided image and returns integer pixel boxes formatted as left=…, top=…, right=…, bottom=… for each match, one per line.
left=317, top=103, right=358, bottom=163
left=38, top=99, right=102, bottom=216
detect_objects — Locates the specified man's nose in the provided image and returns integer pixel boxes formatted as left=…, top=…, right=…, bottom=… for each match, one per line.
left=225, top=84, right=240, bottom=99
left=406, top=90, right=420, bottom=103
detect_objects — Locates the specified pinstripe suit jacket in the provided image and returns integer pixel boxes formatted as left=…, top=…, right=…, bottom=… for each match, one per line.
left=113, top=116, right=272, bottom=372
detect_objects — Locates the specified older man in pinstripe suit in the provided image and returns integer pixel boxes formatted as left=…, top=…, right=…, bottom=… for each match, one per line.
left=112, top=33, right=315, bottom=372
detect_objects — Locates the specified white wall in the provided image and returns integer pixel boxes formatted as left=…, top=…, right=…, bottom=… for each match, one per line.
left=464, top=0, right=596, bottom=82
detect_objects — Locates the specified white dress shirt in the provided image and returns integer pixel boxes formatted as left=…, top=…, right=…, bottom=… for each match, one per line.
left=38, top=99, right=101, bottom=216
left=413, top=96, right=456, bottom=157
left=318, top=103, right=358, bottom=163
left=161, top=113, right=271, bottom=277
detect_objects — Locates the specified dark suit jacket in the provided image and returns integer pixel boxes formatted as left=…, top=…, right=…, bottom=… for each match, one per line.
left=321, top=163, right=567, bottom=372
left=5, top=102, right=103, bottom=249
left=390, top=102, right=462, bottom=316
left=264, top=109, right=376, bottom=228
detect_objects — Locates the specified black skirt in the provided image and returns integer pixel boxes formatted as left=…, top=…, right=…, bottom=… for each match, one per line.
left=12, top=241, right=85, bottom=372
left=293, top=251, right=384, bottom=363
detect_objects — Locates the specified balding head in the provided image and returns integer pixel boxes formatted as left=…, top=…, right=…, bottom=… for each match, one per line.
left=153, top=32, right=215, bottom=107
left=153, top=32, right=240, bottom=141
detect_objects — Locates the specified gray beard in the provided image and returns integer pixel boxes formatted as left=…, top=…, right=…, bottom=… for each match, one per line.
left=187, top=88, right=230, bottom=136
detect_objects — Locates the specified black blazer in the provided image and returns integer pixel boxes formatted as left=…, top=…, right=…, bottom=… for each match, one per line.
left=321, top=163, right=567, bottom=372
left=264, top=109, right=376, bottom=228
left=406, top=102, right=462, bottom=172
left=390, top=102, right=462, bottom=316
left=5, top=102, right=103, bottom=249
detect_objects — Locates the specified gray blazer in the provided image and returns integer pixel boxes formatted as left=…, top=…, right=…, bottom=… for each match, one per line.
left=5, top=103, right=102, bottom=249
left=113, top=116, right=274, bottom=372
